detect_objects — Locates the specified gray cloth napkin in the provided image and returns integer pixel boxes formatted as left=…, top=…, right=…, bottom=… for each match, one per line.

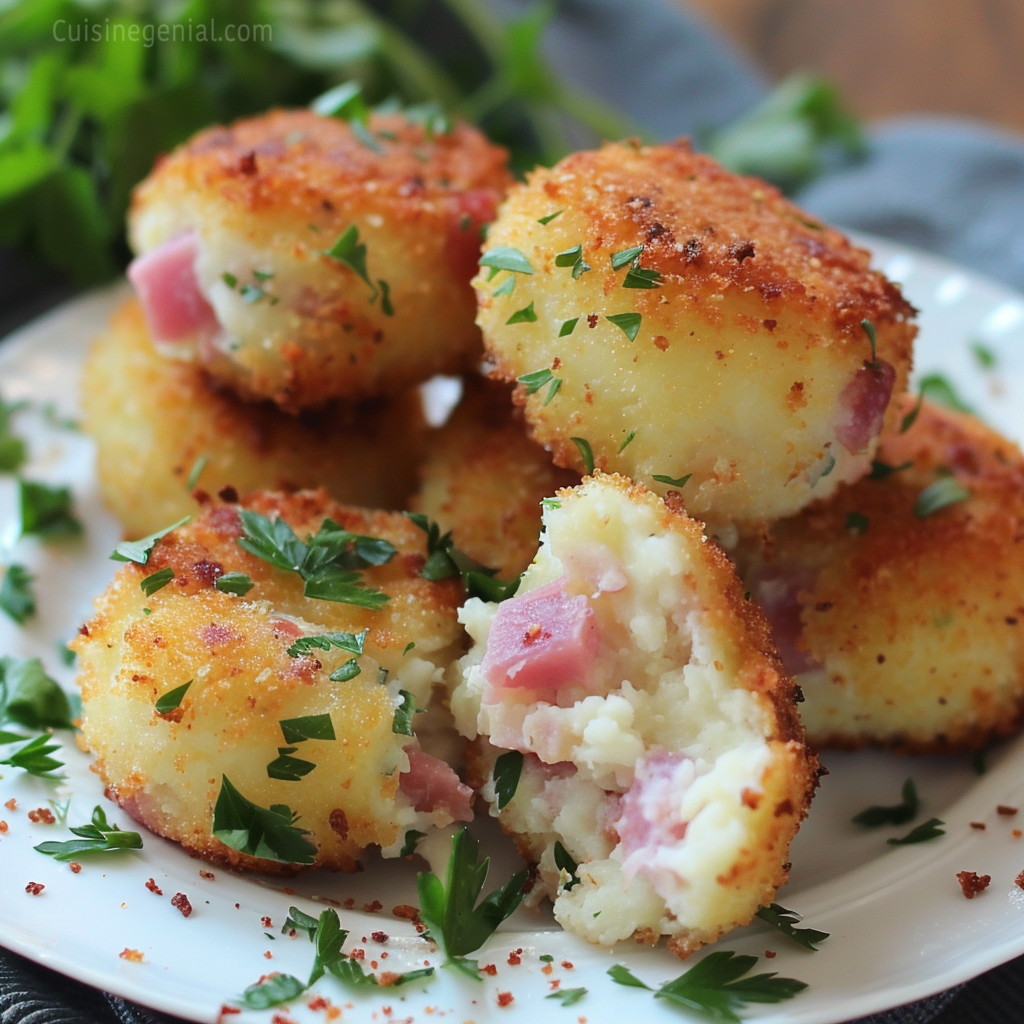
left=4, top=1, right=1024, bottom=1022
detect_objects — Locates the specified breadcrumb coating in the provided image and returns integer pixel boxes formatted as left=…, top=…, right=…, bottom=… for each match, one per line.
left=129, top=109, right=512, bottom=410
left=82, top=299, right=426, bottom=538
left=737, top=397, right=1024, bottom=752
left=474, top=139, right=915, bottom=531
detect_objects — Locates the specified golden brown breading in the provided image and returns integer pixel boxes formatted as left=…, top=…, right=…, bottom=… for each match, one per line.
left=410, top=376, right=578, bottom=579
left=130, top=109, right=513, bottom=410
left=82, top=299, right=427, bottom=538
left=736, top=397, right=1024, bottom=752
left=452, top=474, right=817, bottom=957
left=73, top=491, right=467, bottom=873
left=474, top=140, right=916, bottom=530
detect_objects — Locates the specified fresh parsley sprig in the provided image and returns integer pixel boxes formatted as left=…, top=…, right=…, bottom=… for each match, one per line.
left=0, top=399, right=27, bottom=473
left=286, top=630, right=367, bottom=660
left=211, top=775, right=316, bottom=865
left=0, top=733, right=64, bottom=778
left=0, top=655, right=74, bottom=730
left=608, top=952, right=807, bottom=1023
left=416, top=827, right=528, bottom=977
left=887, top=818, right=945, bottom=845
left=0, top=564, right=35, bottom=623
left=755, top=903, right=829, bottom=951
left=34, top=805, right=143, bottom=860
left=18, top=479, right=83, bottom=540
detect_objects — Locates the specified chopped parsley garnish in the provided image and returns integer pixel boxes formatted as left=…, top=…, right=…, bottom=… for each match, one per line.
left=237, top=510, right=394, bottom=610
left=608, top=953, right=807, bottom=1021
left=868, top=460, right=912, bottom=480
left=619, top=429, right=637, bottom=453
left=140, top=567, right=174, bottom=596
left=212, top=775, right=316, bottom=865
left=392, top=690, right=418, bottom=736
left=286, top=630, right=367, bottom=660
left=155, top=680, right=192, bottom=716
left=0, top=399, right=27, bottom=473
left=553, top=841, right=579, bottom=891
left=860, top=318, right=878, bottom=364
left=541, top=497, right=561, bottom=509
left=267, top=747, right=318, bottom=782
left=900, top=391, right=925, bottom=434
left=311, top=80, right=369, bottom=121
left=555, top=244, right=591, bottom=279
left=623, top=264, right=661, bottom=289
left=518, top=368, right=562, bottom=406
left=238, top=973, right=307, bottom=1011
left=330, top=660, right=361, bottom=682
left=506, top=301, right=538, bottom=324
left=215, top=572, right=254, bottom=597
left=18, top=480, right=83, bottom=540
left=0, top=564, right=35, bottom=623
left=401, top=829, right=427, bottom=857
left=559, top=317, right=580, bottom=336
left=547, top=987, right=587, bottom=1006
left=479, top=246, right=535, bottom=277
left=0, top=656, right=74, bottom=730
left=971, top=341, right=997, bottom=369
left=755, top=903, right=829, bottom=951
left=377, top=278, right=394, bottom=316
left=403, top=101, right=451, bottom=137
left=282, top=906, right=319, bottom=938
left=917, top=373, right=974, bottom=414
left=493, top=750, right=523, bottom=810
left=324, top=225, right=393, bottom=313
left=0, top=733, right=64, bottom=779
left=279, top=714, right=336, bottom=744
left=110, top=516, right=190, bottom=565
left=610, top=245, right=644, bottom=270
left=492, top=275, right=516, bottom=297
left=852, top=778, right=918, bottom=827
left=537, top=210, right=563, bottom=225
left=887, top=817, right=945, bottom=845
left=185, top=455, right=207, bottom=490
left=570, top=437, right=595, bottom=475
left=845, top=511, right=870, bottom=535
left=606, top=312, right=642, bottom=341
left=915, top=477, right=970, bottom=518
left=417, top=827, right=528, bottom=977
left=653, top=473, right=691, bottom=488
left=34, top=805, right=143, bottom=860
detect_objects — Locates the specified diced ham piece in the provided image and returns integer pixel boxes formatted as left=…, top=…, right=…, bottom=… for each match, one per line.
left=127, top=232, right=220, bottom=344
left=835, top=360, right=896, bottom=454
left=399, top=746, right=473, bottom=822
left=751, top=567, right=821, bottom=676
left=614, top=750, right=696, bottom=883
left=447, top=189, right=501, bottom=281
left=481, top=577, right=598, bottom=697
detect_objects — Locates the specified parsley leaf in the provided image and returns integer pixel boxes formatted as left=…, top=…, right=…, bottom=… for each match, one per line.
left=110, top=516, right=190, bottom=564
left=0, top=656, right=73, bottom=730
left=860, top=318, right=878, bottom=364
left=553, top=841, right=580, bottom=891
left=506, top=301, right=538, bottom=324
left=140, top=567, right=174, bottom=596
left=155, top=680, right=192, bottom=716
left=653, top=473, right=691, bottom=488
left=215, top=572, right=254, bottom=596
left=610, top=245, right=644, bottom=269
left=971, top=341, right=997, bottom=370
left=493, top=750, right=523, bottom=811
left=392, top=690, right=418, bottom=736
left=479, top=246, right=535, bottom=276
left=606, top=312, right=642, bottom=341
left=0, top=564, right=35, bottom=623
left=518, top=368, right=562, bottom=406
left=279, top=714, right=336, bottom=744
left=34, top=804, right=143, bottom=860
left=286, top=631, right=367, bottom=660
left=19, top=480, right=83, bottom=540
left=538, top=210, right=563, bottom=225
left=401, top=829, right=426, bottom=857
left=330, top=660, right=362, bottom=682
left=852, top=778, right=919, bottom=827
left=267, top=747, right=317, bottom=781
left=918, top=373, right=974, bottom=414
left=559, top=317, right=579, bottom=336
left=869, top=460, right=913, bottom=480
left=570, top=437, right=594, bottom=475
left=311, top=80, right=369, bottom=122
left=900, top=391, right=925, bottom=434
left=548, top=987, right=587, bottom=1005
left=0, top=400, right=27, bottom=473
left=0, top=733, right=64, bottom=778
left=282, top=906, right=319, bottom=938
left=492, top=275, right=515, bottom=297
left=623, top=264, right=661, bottom=289
left=416, top=827, right=528, bottom=971
left=238, top=973, right=307, bottom=1010
left=755, top=903, right=829, bottom=951
left=845, top=511, right=870, bottom=535
left=325, top=224, right=372, bottom=287
left=619, top=429, right=637, bottom=452
left=212, top=775, right=316, bottom=865
left=915, top=477, right=971, bottom=518
left=887, top=818, right=945, bottom=845
left=186, top=455, right=207, bottom=490
left=555, top=244, right=591, bottom=279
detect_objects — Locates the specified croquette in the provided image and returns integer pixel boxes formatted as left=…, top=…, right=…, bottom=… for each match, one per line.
left=474, top=140, right=915, bottom=532
left=82, top=299, right=426, bottom=538
left=128, top=109, right=513, bottom=410
left=73, top=491, right=469, bottom=873
left=451, top=474, right=817, bottom=957
left=735, top=397, right=1024, bottom=752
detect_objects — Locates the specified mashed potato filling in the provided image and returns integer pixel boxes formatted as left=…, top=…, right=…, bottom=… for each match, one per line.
left=452, top=474, right=815, bottom=956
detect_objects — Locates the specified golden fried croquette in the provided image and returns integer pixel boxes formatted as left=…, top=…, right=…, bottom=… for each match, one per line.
left=474, top=140, right=915, bottom=532
left=410, top=377, right=578, bottom=579
left=74, top=491, right=470, bottom=873
left=128, top=109, right=513, bottom=410
left=736, top=397, right=1024, bottom=752
left=82, top=299, right=426, bottom=539
left=451, top=474, right=817, bottom=958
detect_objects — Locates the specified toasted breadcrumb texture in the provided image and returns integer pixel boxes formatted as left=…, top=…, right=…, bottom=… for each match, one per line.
left=411, top=376, right=579, bottom=580
left=737, top=397, right=1024, bottom=752
left=452, top=473, right=816, bottom=957
left=73, top=490, right=466, bottom=873
left=82, top=299, right=426, bottom=538
left=130, top=109, right=513, bottom=410
left=474, top=139, right=915, bottom=531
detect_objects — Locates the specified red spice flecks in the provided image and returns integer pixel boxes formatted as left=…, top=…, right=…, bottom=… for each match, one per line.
left=541, top=962, right=554, bottom=975
left=217, top=1006, right=242, bottom=1022
left=262, top=916, right=273, bottom=928
left=1015, top=830, right=1023, bottom=839
left=765, top=950, right=777, bottom=959
left=371, top=931, right=389, bottom=943
left=171, top=892, right=193, bottom=918
left=69, top=862, right=82, bottom=874
left=264, top=951, right=273, bottom=959
left=4, top=798, right=17, bottom=811
left=119, top=948, right=144, bottom=962
left=270, top=1014, right=297, bottom=1024
left=497, top=991, right=514, bottom=1007
left=957, top=871, right=991, bottom=899
left=363, top=900, right=383, bottom=913
left=307, top=996, right=329, bottom=1011
left=25, top=882, right=44, bottom=896
left=970, top=822, right=986, bottom=830
left=561, top=960, right=574, bottom=970
left=0, top=821, right=8, bottom=834
left=587, top=314, right=599, bottom=328
left=28, top=807, right=56, bottom=824
left=350, top=948, right=365, bottom=961
left=1016, top=870, right=1024, bottom=890
left=480, top=964, right=497, bottom=976
left=998, top=805, right=1019, bottom=816
left=507, top=948, right=522, bottom=966
left=200, top=870, right=215, bottom=880
left=391, top=904, right=418, bottom=920
left=145, top=877, right=164, bottom=895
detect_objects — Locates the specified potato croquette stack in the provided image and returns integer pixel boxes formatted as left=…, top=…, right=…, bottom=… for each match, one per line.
left=74, top=491, right=469, bottom=873
left=474, top=139, right=916, bottom=532
left=128, top=109, right=513, bottom=410
left=451, top=474, right=817, bottom=957
left=735, top=397, right=1024, bottom=753
left=83, top=299, right=427, bottom=538
left=410, top=376, right=579, bottom=580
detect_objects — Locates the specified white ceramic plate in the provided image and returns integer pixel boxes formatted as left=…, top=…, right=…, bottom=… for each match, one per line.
left=3, top=235, right=1024, bottom=1024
